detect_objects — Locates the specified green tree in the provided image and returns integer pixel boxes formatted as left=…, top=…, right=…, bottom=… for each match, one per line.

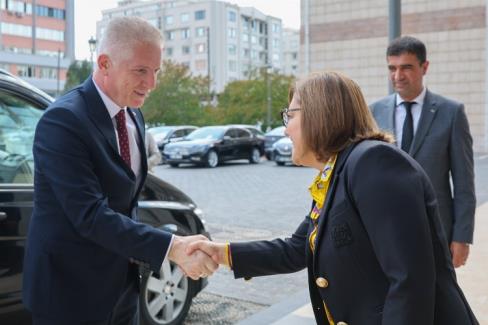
left=143, top=61, right=211, bottom=125
left=63, top=60, right=92, bottom=93
left=216, top=70, right=294, bottom=129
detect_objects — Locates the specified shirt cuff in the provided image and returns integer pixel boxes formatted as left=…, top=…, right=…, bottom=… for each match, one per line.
left=162, top=234, right=175, bottom=267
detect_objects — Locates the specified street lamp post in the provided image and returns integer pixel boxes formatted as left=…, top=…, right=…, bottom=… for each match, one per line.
left=88, top=36, right=97, bottom=71
left=266, top=65, right=272, bottom=131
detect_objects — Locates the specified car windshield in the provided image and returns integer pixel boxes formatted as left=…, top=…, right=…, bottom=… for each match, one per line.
left=148, top=126, right=173, bottom=138
left=266, top=126, right=286, bottom=136
left=185, top=127, right=225, bottom=140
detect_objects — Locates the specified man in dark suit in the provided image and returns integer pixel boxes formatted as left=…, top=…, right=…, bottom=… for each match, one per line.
left=23, top=17, right=217, bottom=325
left=370, top=36, right=476, bottom=268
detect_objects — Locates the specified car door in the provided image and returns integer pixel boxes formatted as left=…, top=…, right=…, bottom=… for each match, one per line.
left=0, top=86, right=46, bottom=312
left=219, top=129, right=236, bottom=159
left=235, top=128, right=252, bottom=158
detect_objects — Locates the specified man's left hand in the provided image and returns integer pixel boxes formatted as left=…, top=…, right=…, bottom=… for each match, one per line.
left=450, top=241, right=470, bottom=268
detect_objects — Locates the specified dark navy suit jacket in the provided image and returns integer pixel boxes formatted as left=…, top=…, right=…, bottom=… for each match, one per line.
left=230, top=140, right=478, bottom=325
left=22, top=78, right=172, bottom=322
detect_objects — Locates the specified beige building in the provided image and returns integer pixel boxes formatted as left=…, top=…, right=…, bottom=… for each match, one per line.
left=300, top=0, right=487, bottom=152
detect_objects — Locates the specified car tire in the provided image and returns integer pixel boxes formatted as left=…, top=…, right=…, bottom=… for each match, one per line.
left=169, top=163, right=179, bottom=168
left=139, top=259, right=197, bottom=325
left=205, top=150, right=219, bottom=168
left=249, top=147, right=261, bottom=164
left=276, top=161, right=285, bottom=166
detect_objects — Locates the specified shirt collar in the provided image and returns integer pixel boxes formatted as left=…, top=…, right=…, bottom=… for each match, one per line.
left=308, top=155, right=337, bottom=206
left=395, top=86, right=427, bottom=108
left=92, top=77, right=126, bottom=119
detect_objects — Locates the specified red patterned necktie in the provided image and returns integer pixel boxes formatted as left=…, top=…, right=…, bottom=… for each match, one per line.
left=115, top=109, right=131, bottom=168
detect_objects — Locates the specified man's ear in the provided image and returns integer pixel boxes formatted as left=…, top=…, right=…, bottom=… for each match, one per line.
left=97, top=54, right=111, bottom=71
left=422, top=60, right=429, bottom=76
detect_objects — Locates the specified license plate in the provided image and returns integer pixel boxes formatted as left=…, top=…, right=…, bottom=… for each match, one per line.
left=170, top=153, right=182, bottom=159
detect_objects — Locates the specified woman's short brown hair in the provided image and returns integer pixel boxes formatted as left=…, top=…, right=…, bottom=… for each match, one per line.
left=292, top=71, right=392, bottom=161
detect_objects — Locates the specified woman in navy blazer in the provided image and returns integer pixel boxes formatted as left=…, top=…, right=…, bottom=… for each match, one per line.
left=188, top=71, right=479, bottom=325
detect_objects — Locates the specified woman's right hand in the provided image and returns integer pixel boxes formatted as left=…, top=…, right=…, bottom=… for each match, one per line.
left=186, top=240, right=229, bottom=267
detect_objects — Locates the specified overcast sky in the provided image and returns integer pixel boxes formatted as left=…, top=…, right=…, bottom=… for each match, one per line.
left=74, top=0, right=300, bottom=60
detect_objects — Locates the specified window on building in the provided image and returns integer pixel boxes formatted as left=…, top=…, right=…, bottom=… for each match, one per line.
left=164, top=15, right=174, bottom=25
left=182, top=46, right=190, bottom=55
left=36, top=27, right=64, bottom=41
left=39, top=67, right=57, bottom=79
left=34, top=5, right=65, bottom=19
left=228, top=60, right=237, bottom=72
left=165, top=31, right=175, bottom=41
left=1, top=23, right=32, bottom=38
left=165, top=47, right=173, bottom=57
left=195, top=27, right=206, bottom=37
left=228, top=28, right=236, bottom=39
left=196, top=43, right=206, bottom=53
left=228, top=11, right=236, bottom=22
left=195, top=10, right=205, bottom=20
left=251, top=50, right=258, bottom=60
left=243, top=49, right=250, bottom=58
left=228, top=44, right=237, bottom=55
left=251, top=35, right=257, bottom=44
left=17, top=65, right=35, bottom=78
left=242, top=34, right=249, bottom=42
left=181, top=28, right=190, bottom=39
left=272, top=23, right=280, bottom=33
left=181, top=12, right=189, bottom=22
left=273, top=53, right=280, bottom=61
left=0, top=63, right=10, bottom=71
left=195, top=59, right=206, bottom=71
left=292, top=53, right=298, bottom=60
left=273, top=39, right=280, bottom=49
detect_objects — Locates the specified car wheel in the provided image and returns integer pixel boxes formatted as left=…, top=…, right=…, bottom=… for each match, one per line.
left=205, top=150, right=218, bottom=168
left=169, top=163, right=179, bottom=168
left=249, top=147, right=261, bottom=164
left=276, top=161, right=285, bottom=166
left=139, top=259, right=196, bottom=325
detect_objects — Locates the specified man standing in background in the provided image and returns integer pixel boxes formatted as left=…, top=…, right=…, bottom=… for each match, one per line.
left=370, top=36, right=476, bottom=268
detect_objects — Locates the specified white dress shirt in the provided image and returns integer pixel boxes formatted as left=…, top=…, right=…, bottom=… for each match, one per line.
left=92, top=79, right=142, bottom=183
left=394, top=87, right=427, bottom=148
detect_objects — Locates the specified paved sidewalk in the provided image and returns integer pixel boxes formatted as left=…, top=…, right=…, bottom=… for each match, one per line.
left=239, top=201, right=488, bottom=324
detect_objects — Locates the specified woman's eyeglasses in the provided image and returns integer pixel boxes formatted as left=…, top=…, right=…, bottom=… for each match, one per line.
left=280, top=107, right=301, bottom=127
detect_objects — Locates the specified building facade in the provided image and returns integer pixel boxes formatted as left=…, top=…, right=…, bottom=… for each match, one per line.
left=301, top=0, right=487, bottom=152
left=0, top=0, right=75, bottom=96
left=98, top=0, right=298, bottom=93
left=282, top=28, right=299, bottom=76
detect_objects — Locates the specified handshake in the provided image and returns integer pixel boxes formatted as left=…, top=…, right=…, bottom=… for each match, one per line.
left=167, top=235, right=228, bottom=280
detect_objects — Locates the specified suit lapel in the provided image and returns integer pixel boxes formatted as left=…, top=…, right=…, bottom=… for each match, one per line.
left=375, top=94, right=396, bottom=135
left=313, top=144, right=357, bottom=270
left=81, top=78, right=119, bottom=156
left=81, top=78, right=135, bottom=178
left=409, top=90, right=438, bottom=157
left=128, top=108, right=148, bottom=194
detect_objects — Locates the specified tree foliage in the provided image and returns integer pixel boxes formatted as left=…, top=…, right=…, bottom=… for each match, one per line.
left=143, top=61, right=294, bottom=129
left=143, top=61, right=211, bottom=125
left=63, top=60, right=92, bottom=93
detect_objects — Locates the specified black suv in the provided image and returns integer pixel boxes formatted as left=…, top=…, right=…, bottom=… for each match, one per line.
left=0, top=70, right=208, bottom=325
left=163, top=125, right=264, bottom=168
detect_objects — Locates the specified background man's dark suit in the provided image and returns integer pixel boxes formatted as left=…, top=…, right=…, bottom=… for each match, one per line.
left=370, top=90, right=476, bottom=244
left=22, top=78, right=172, bottom=323
left=230, top=141, right=478, bottom=324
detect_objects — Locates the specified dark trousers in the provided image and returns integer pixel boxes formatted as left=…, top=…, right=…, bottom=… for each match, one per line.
left=32, top=272, right=139, bottom=325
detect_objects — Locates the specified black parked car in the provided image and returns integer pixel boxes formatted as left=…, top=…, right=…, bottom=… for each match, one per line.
left=148, top=125, right=198, bottom=158
left=0, top=70, right=208, bottom=325
left=264, top=126, right=286, bottom=160
left=163, top=125, right=264, bottom=168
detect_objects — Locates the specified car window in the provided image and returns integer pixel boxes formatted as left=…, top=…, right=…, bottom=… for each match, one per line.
left=172, top=129, right=186, bottom=138
left=186, top=127, right=224, bottom=140
left=0, top=90, right=43, bottom=184
left=184, top=128, right=195, bottom=135
left=236, top=129, right=250, bottom=138
left=225, top=129, right=238, bottom=139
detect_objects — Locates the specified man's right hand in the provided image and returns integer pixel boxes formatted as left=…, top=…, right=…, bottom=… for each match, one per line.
left=168, top=235, right=218, bottom=280
left=186, top=240, right=229, bottom=267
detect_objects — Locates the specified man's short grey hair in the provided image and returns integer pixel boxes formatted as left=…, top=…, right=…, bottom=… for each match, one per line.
left=97, top=16, right=162, bottom=63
